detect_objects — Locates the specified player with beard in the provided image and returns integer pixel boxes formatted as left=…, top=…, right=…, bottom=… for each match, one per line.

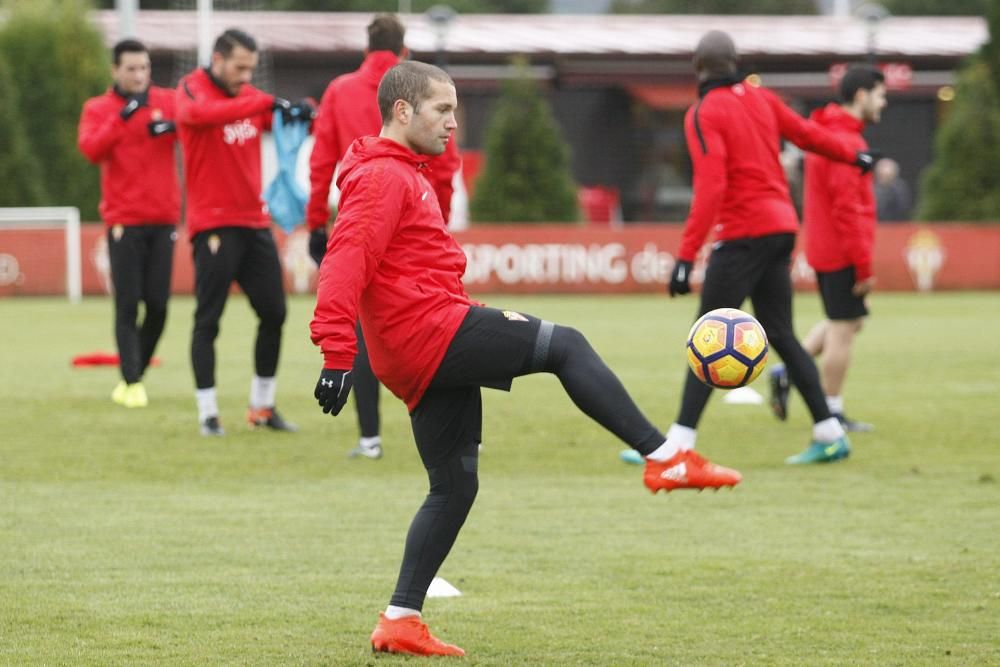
left=770, top=65, right=887, bottom=446
left=176, top=28, right=303, bottom=436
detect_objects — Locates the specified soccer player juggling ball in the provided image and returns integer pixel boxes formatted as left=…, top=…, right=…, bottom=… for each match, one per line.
left=310, top=60, right=738, bottom=658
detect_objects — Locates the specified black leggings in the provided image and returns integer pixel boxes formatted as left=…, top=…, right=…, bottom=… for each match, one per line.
left=388, top=307, right=663, bottom=610
left=107, top=225, right=175, bottom=384
left=352, top=323, right=380, bottom=439
left=190, top=227, right=286, bottom=389
left=677, top=233, right=830, bottom=428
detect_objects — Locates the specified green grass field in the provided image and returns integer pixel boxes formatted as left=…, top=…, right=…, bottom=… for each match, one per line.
left=1, top=292, right=998, bottom=666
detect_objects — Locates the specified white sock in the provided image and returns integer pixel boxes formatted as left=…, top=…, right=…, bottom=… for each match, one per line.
left=826, top=395, right=844, bottom=414
left=249, top=375, right=277, bottom=410
left=359, top=436, right=381, bottom=450
left=646, top=424, right=697, bottom=461
left=813, top=417, right=846, bottom=443
left=195, top=387, right=218, bottom=423
left=385, top=605, right=420, bottom=620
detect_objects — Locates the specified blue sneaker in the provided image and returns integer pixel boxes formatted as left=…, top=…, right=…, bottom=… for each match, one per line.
left=619, top=449, right=645, bottom=465
left=785, top=437, right=850, bottom=464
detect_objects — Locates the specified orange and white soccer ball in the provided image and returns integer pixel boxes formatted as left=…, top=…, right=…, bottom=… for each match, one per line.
left=686, top=308, right=769, bottom=389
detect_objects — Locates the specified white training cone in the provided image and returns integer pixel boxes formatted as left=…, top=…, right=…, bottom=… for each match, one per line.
left=723, top=385, right=765, bottom=405
left=426, top=577, right=462, bottom=598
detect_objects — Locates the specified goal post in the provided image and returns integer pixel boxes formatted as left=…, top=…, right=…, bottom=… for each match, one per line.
left=0, top=207, right=82, bottom=303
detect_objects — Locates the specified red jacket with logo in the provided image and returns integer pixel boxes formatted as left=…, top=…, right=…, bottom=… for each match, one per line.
left=310, top=136, right=473, bottom=411
left=679, top=78, right=858, bottom=262
left=77, top=86, right=180, bottom=226
left=175, top=68, right=275, bottom=238
left=803, top=104, right=876, bottom=280
left=307, top=51, right=460, bottom=229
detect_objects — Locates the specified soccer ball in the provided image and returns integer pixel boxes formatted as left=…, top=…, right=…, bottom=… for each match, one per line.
left=686, top=308, right=769, bottom=389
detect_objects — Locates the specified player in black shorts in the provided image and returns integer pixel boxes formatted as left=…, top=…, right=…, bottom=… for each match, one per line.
left=770, top=64, right=886, bottom=436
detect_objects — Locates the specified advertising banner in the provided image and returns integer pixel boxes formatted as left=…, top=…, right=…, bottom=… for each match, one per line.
left=1, top=223, right=997, bottom=297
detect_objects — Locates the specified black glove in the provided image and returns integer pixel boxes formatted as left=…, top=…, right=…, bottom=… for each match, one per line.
left=309, top=228, right=328, bottom=266
left=854, top=149, right=883, bottom=175
left=273, top=96, right=292, bottom=119
left=147, top=120, right=176, bottom=137
left=315, top=368, right=353, bottom=416
left=119, top=93, right=148, bottom=121
left=668, top=260, right=693, bottom=297
left=276, top=99, right=316, bottom=124
left=291, top=99, right=317, bottom=122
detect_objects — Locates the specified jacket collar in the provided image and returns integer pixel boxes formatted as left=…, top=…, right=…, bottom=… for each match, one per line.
left=698, top=73, right=747, bottom=98
left=202, top=67, right=237, bottom=97
left=112, top=84, right=149, bottom=100
left=359, top=50, right=402, bottom=85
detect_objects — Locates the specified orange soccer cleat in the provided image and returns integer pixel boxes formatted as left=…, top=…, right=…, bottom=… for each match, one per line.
left=643, top=449, right=742, bottom=493
left=370, top=612, right=465, bottom=657
left=245, top=406, right=298, bottom=432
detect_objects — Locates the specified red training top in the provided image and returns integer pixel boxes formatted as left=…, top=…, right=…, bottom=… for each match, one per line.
left=175, top=68, right=275, bottom=238
left=307, top=50, right=461, bottom=229
left=679, top=77, right=857, bottom=262
left=310, top=136, right=474, bottom=411
left=803, top=103, right=876, bottom=281
left=77, top=86, right=180, bottom=226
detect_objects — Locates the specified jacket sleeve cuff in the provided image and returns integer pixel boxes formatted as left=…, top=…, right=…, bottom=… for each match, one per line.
left=323, top=350, right=355, bottom=370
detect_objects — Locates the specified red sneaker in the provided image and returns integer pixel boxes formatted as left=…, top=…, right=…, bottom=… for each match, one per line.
left=643, top=449, right=742, bottom=493
left=370, top=612, right=465, bottom=657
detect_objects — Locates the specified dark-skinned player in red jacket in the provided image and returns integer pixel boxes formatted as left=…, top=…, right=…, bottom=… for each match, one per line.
left=78, top=38, right=180, bottom=410
left=310, top=61, right=732, bottom=658
left=662, top=31, right=880, bottom=467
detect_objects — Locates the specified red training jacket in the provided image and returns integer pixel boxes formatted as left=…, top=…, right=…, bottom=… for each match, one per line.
left=77, top=86, right=180, bottom=226
left=310, top=137, right=474, bottom=411
left=307, top=51, right=461, bottom=229
left=679, top=78, right=857, bottom=262
left=803, top=103, right=876, bottom=281
left=175, top=68, right=275, bottom=238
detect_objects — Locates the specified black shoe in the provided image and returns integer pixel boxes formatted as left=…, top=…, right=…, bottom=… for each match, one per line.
left=834, top=413, right=873, bottom=433
left=247, top=406, right=299, bottom=432
left=769, top=365, right=790, bottom=421
left=200, top=415, right=225, bottom=437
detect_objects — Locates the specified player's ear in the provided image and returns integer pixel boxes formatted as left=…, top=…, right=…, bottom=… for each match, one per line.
left=393, top=99, right=412, bottom=124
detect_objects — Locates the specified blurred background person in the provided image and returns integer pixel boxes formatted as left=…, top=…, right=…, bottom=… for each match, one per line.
left=874, top=157, right=912, bottom=222
left=77, top=38, right=179, bottom=410
left=771, top=64, right=887, bottom=434
left=176, top=28, right=300, bottom=436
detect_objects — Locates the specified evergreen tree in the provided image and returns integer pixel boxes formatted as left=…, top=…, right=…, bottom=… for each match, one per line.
left=0, top=0, right=110, bottom=220
left=918, top=2, right=1000, bottom=220
left=0, top=51, right=46, bottom=207
left=917, top=63, right=1000, bottom=220
left=470, top=62, right=578, bottom=223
